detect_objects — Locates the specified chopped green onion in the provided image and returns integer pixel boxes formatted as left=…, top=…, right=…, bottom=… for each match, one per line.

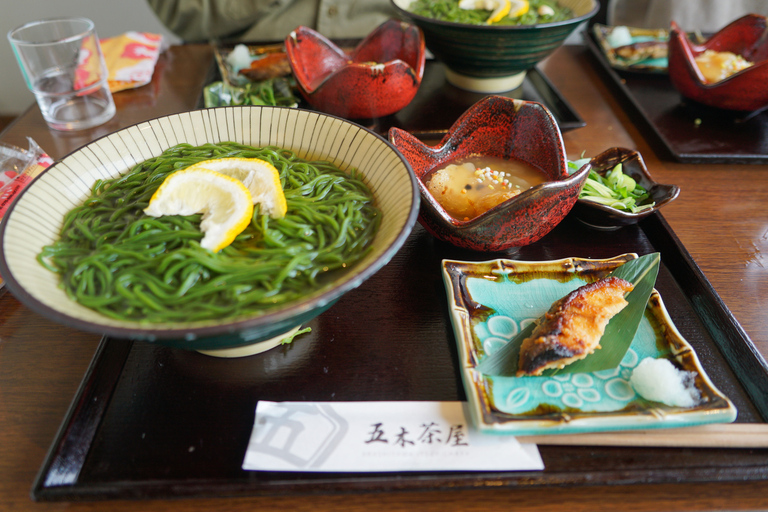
left=571, top=161, right=655, bottom=214
left=203, top=78, right=298, bottom=108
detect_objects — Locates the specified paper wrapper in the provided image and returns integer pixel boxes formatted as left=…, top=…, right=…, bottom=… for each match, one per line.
left=0, top=139, right=53, bottom=288
left=101, top=32, right=163, bottom=93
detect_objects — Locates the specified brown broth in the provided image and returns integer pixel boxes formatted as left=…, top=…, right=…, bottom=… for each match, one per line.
left=425, top=156, right=546, bottom=220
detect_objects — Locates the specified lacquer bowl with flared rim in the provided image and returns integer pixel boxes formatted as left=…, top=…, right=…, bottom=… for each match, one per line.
left=667, top=14, right=768, bottom=112
left=285, top=19, right=425, bottom=119
left=389, top=95, right=589, bottom=252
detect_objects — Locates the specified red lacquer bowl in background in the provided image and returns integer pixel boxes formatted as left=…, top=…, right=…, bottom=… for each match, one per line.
left=668, top=14, right=768, bottom=112
left=388, top=96, right=589, bottom=252
left=285, top=19, right=425, bottom=119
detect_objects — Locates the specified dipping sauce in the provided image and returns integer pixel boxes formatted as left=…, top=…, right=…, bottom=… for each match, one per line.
left=425, top=156, right=546, bottom=220
left=694, top=49, right=753, bottom=83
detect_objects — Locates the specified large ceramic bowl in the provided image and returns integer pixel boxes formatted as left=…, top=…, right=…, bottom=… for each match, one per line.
left=391, top=0, right=599, bottom=93
left=389, top=95, right=589, bottom=252
left=571, top=147, right=680, bottom=230
left=0, top=106, right=419, bottom=354
left=285, top=19, right=425, bottom=119
left=668, top=14, right=768, bottom=112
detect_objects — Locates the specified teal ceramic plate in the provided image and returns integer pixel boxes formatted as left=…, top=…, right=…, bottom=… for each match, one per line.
left=592, top=24, right=670, bottom=73
left=442, top=254, right=737, bottom=436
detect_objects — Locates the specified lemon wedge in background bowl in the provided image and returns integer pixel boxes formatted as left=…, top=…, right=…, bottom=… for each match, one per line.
left=182, top=157, right=287, bottom=218
left=457, top=0, right=529, bottom=25
left=144, top=168, right=254, bottom=252
left=487, top=0, right=512, bottom=23
left=507, top=0, right=529, bottom=18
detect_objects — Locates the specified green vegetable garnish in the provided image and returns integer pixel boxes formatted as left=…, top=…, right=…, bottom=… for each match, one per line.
left=576, top=162, right=655, bottom=213
left=281, top=327, right=312, bottom=345
left=204, top=78, right=298, bottom=108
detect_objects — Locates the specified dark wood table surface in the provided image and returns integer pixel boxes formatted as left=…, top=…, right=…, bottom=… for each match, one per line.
left=1, top=43, right=767, bottom=511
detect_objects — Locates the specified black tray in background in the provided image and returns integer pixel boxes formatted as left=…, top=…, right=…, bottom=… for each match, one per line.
left=32, top=213, right=768, bottom=501
left=378, top=60, right=585, bottom=137
left=201, top=53, right=586, bottom=137
left=585, top=31, right=768, bottom=164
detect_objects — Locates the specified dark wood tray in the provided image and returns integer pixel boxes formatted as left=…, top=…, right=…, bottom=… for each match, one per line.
left=32, top=212, right=768, bottom=501
left=585, top=31, right=768, bottom=164
left=379, top=60, right=586, bottom=137
left=200, top=49, right=586, bottom=136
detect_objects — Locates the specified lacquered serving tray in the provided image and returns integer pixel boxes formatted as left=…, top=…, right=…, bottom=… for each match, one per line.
left=32, top=212, right=768, bottom=501
left=381, top=60, right=586, bottom=136
left=202, top=45, right=586, bottom=136
left=585, top=31, right=768, bottom=164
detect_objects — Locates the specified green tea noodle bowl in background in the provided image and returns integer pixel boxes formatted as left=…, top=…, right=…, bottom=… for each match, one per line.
left=392, top=0, right=599, bottom=93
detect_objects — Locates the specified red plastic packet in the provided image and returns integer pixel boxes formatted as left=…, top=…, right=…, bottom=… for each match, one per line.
left=0, top=138, right=52, bottom=287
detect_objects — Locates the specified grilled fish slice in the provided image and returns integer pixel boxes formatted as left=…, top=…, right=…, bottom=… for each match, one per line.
left=239, top=52, right=292, bottom=81
left=517, top=276, right=634, bottom=377
left=614, top=41, right=668, bottom=65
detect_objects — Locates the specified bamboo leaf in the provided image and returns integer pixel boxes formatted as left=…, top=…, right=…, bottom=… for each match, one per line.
left=476, top=253, right=660, bottom=377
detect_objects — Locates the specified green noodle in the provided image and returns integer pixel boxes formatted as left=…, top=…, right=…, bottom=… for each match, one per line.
left=408, top=0, right=573, bottom=26
left=38, top=142, right=381, bottom=323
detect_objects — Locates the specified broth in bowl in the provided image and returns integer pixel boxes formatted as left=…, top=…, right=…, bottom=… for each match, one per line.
left=38, top=142, right=381, bottom=324
left=425, top=156, right=546, bottom=220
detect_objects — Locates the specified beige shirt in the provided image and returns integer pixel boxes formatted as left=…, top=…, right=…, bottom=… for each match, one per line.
left=147, top=0, right=398, bottom=42
left=608, top=0, right=768, bottom=32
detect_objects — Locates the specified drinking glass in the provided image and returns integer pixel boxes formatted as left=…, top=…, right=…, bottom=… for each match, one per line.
left=8, top=17, right=116, bottom=131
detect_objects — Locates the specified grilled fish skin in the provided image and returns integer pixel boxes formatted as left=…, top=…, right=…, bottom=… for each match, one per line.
left=517, top=276, right=634, bottom=377
left=239, top=52, right=292, bottom=82
left=614, top=41, right=668, bottom=65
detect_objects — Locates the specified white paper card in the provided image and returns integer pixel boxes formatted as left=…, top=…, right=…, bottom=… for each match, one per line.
left=242, top=401, right=544, bottom=472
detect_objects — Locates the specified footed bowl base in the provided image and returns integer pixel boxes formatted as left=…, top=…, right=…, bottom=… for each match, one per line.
left=196, top=325, right=302, bottom=358
left=444, top=68, right=527, bottom=93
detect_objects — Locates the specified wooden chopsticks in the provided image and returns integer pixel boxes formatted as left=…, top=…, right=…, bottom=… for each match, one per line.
left=518, top=424, right=768, bottom=448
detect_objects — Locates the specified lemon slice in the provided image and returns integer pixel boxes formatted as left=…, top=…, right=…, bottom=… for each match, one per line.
left=487, top=0, right=511, bottom=23
left=508, top=0, right=529, bottom=18
left=144, top=168, right=254, bottom=252
left=183, top=157, right=287, bottom=218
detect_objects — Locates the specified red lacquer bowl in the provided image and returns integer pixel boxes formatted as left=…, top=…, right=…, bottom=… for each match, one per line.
left=388, top=96, right=589, bottom=252
left=285, top=19, right=425, bottom=119
left=668, top=14, right=768, bottom=112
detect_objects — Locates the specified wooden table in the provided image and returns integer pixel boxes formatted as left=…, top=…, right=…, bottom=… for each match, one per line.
left=1, top=43, right=767, bottom=512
